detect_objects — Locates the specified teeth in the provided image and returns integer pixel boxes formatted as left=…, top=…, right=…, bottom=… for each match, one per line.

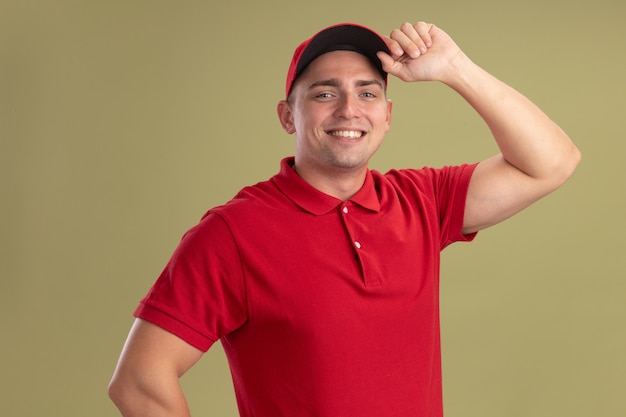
left=330, top=130, right=363, bottom=139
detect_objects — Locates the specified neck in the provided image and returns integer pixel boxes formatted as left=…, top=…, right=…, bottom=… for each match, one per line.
left=292, top=163, right=367, bottom=201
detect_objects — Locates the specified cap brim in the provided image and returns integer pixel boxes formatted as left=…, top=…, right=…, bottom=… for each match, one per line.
left=286, top=23, right=390, bottom=97
left=297, top=24, right=390, bottom=79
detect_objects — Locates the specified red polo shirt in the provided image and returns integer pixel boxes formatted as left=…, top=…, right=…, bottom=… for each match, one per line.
left=135, top=157, right=477, bottom=417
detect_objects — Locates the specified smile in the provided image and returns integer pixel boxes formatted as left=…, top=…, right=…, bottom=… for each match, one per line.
left=328, top=130, right=364, bottom=139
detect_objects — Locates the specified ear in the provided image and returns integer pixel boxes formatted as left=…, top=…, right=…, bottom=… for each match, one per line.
left=384, top=99, right=393, bottom=133
left=277, top=100, right=296, bottom=134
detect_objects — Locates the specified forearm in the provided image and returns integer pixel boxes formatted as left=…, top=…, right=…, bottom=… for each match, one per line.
left=443, top=53, right=580, bottom=183
left=383, top=21, right=581, bottom=233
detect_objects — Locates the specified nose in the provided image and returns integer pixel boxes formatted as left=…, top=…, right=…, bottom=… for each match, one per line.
left=334, top=94, right=360, bottom=119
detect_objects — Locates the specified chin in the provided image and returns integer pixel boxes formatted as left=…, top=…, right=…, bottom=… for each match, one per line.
left=326, top=156, right=369, bottom=170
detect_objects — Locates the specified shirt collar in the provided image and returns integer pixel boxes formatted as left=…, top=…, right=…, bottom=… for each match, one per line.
left=272, top=157, right=381, bottom=215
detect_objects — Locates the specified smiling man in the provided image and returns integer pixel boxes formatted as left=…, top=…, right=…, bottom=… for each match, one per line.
left=278, top=50, right=392, bottom=199
left=109, top=21, right=580, bottom=417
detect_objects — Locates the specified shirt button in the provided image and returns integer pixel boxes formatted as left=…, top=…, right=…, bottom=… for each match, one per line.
left=342, top=206, right=349, bottom=214
left=354, top=241, right=362, bottom=249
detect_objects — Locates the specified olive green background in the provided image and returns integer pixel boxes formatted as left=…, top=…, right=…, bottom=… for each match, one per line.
left=1, top=0, right=624, bottom=416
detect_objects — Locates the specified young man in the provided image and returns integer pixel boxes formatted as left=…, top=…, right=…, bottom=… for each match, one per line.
left=108, top=21, right=580, bottom=417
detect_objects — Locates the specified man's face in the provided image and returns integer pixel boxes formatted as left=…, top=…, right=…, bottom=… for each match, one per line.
left=280, top=50, right=392, bottom=176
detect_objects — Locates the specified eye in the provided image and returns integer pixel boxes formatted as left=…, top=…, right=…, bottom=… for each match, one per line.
left=361, top=92, right=376, bottom=98
left=315, top=92, right=334, bottom=99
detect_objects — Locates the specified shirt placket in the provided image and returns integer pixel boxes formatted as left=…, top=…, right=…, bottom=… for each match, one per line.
left=339, top=202, right=380, bottom=287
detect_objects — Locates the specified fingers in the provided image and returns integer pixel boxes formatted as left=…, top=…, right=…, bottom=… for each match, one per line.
left=376, top=50, right=401, bottom=76
left=386, top=21, right=434, bottom=59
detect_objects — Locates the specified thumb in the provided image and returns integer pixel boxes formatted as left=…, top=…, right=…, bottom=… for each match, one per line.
left=377, top=51, right=405, bottom=80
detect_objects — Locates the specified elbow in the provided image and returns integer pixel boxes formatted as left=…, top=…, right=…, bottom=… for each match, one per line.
left=533, top=142, right=581, bottom=194
left=560, top=143, right=582, bottom=184
left=108, top=374, right=137, bottom=414
left=107, top=376, right=125, bottom=410
left=544, top=138, right=581, bottom=188
left=107, top=371, right=182, bottom=416
left=572, top=144, right=582, bottom=168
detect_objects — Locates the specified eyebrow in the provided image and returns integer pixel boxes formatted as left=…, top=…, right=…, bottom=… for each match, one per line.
left=307, top=78, right=385, bottom=91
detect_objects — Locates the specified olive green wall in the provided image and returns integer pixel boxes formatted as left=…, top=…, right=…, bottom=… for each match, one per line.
left=1, top=0, right=624, bottom=416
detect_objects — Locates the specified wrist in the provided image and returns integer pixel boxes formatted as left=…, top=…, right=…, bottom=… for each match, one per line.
left=441, top=53, right=490, bottom=98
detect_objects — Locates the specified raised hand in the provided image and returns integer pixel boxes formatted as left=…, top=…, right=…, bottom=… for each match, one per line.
left=377, top=21, right=467, bottom=84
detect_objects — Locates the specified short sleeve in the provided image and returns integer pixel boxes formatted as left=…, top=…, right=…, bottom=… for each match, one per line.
left=134, top=212, right=247, bottom=351
left=433, top=163, right=478, bottom=248
left=384, top=163, right=478, bottom=250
